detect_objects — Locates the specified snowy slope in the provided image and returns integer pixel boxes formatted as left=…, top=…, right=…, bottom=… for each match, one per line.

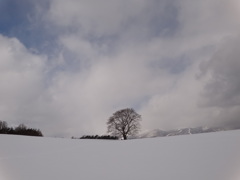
left=0, top=130, right=240, bottom=180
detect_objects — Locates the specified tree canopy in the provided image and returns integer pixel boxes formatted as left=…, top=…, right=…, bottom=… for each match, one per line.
left=107, top=108, right=141, bottom=140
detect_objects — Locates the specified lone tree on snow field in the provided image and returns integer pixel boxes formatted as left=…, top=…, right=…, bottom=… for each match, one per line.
left=107, top=108, right=141, bottom=140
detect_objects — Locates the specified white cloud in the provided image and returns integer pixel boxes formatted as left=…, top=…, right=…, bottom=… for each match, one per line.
left=0, top=35, right=47, bottom=126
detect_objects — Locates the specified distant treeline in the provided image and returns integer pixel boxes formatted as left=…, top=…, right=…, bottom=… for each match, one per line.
left=0, top=121, right=43, bottom=137
left=73, top=135, right=118, bottom=140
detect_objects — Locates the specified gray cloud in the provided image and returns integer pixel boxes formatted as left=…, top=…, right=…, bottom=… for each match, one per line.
left=200, top=37, right=240, bottom=107
left=199, top=36, right=240, bottom=129
left=1, top=0, right=240, bottom=137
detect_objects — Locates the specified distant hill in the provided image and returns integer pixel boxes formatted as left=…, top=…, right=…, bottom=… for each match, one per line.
left=138, top=126, right=228, bottom=138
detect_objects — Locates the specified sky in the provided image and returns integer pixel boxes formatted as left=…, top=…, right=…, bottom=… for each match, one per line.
left=0, top=0, right=240, bottom=137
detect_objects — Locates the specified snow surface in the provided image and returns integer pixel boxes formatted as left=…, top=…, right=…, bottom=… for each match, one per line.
left=0, top=130, right=240, bottom=180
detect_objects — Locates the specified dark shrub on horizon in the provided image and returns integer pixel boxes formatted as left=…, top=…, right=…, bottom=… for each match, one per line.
left=0, top=121, right=43, bottom=137
left=79, top=135, right=118, bottom=140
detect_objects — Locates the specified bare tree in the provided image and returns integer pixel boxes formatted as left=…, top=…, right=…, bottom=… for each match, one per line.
left=15, top=124, right=27, bottom=132
left=107, top=108, right=141, bottom=140
left=0, top=121, right=8, bottom=133
left=0, top=121, right=8, bottom=129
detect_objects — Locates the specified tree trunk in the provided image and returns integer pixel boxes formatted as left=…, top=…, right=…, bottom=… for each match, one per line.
left=123, top=134, right=127, bottom=140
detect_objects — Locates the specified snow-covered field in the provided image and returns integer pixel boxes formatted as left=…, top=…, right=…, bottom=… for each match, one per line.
left=0, top=130, right=240, bottom=180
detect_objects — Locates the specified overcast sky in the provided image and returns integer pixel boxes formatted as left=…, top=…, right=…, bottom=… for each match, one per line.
left=0, top=0, right=240, bottom=137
